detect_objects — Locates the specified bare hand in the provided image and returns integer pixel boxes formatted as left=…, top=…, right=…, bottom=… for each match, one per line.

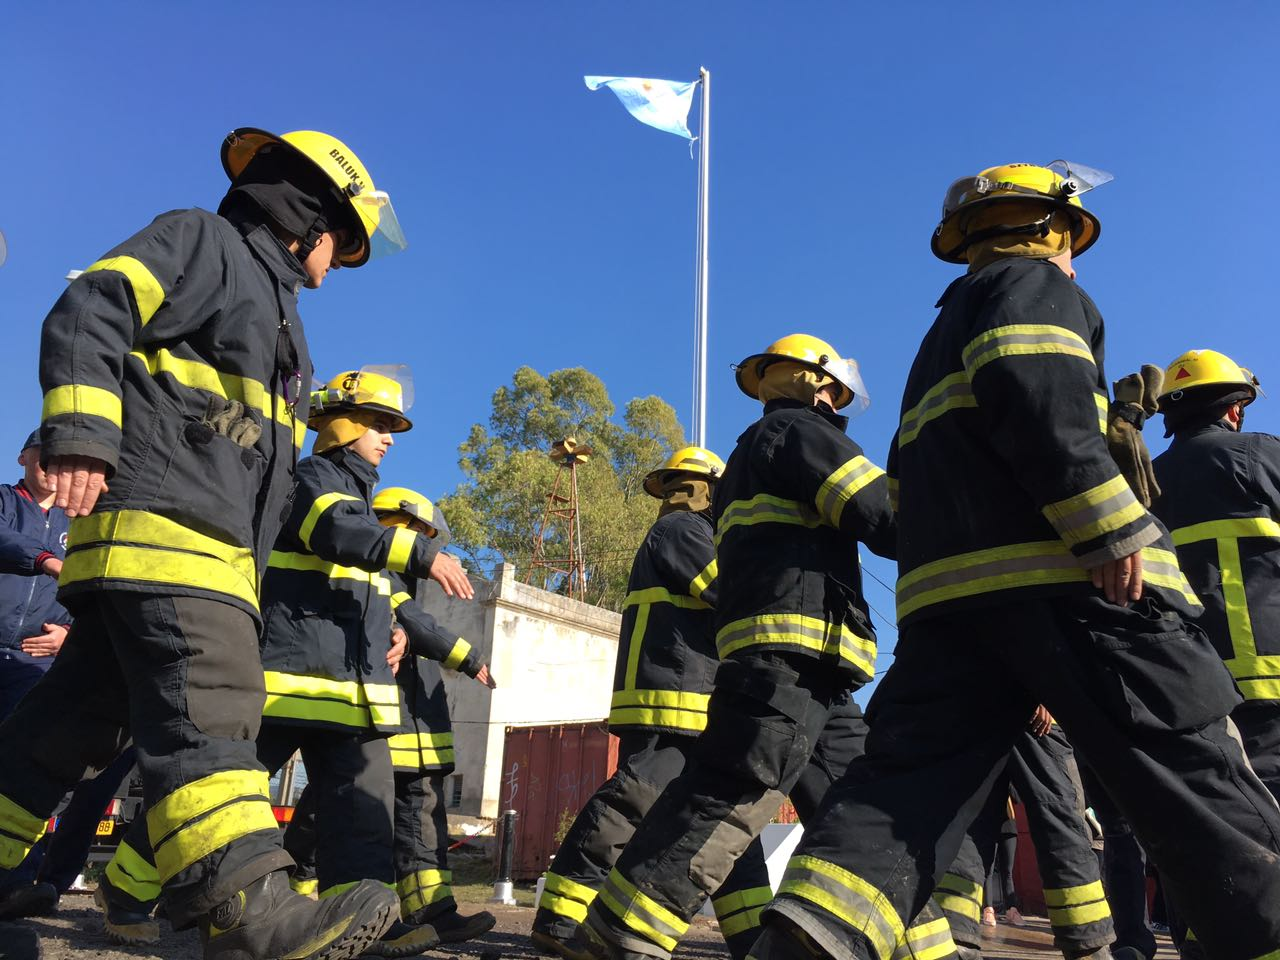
left=474, top=663, right=497, bottom=689
left=45, top=455, right=110, bottom=518
left=21, top=623, right=68, bottom=658
left=1089, top=551, right=1143, bottom=606
left=387, top=626, right=408, bottom=675
left=40, top=556, right=63, bottom=577
left=429, top=553, right=474, bottom=600
left=1028, top=704, right=1053, bottom=737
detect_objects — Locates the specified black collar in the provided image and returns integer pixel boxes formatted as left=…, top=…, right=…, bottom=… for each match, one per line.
left=763, top=397, right=850, bottom=433
left=242, top=224, right=309, bottom=294
left=323, top=446, right=380, bottom=496
left=1171, top=419, right=1237, bottom=443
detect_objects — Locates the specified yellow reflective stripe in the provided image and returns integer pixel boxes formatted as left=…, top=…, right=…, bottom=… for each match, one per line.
left=597, top=869, right=690, bottom=952
left=712, top=885, right=773, bottom=916
left=892, top=917, right=956, bottom=960
left=779, top=855, right=903, bottom=960
left=540, top=872, right=598, bottom=921
left=1237, top=678, right=1280, bottom=701
left=0, top=793, right=48, bottom=869
left=716, top=613, right=876, bottom=677
left=816, top=456, right=885, bottom=528
left=1044, top=881, right=1110, bottom=927
left=290, top=876, right=319, bottom=896
left=391, top=591, right=412, bottom=610
left=1218, top=536, right=1259, bottom=673
left=718, top=907, right=763, bottom=938
left=387, top=731, right=455, bottom=767
left=70, top=509, right=256, bottom=580
left=689, top=558, right=717, bottom=601
left=899, top=371, right=976, bottom=449
left=267, top=550, right=392, bottom=595
left=544, top=872, right=599, bottom=906
left=41, top=384, right=123, bottom=429
left=609, top=689, right=710, bottom=733
left=386, top=527, right=418, bottom=574
left=932, top=871, right=982, bottom=924
left=1042, top=475, right=1146, bottom=548
left=623, top=601, right=652, bottom=691
left=897, top=540, right=1088, bottom=621
left=386, top=731, right=454, bottom=748
left=1095, top=392, right=1109, bottom=434
left=887, top=476, right=899, bottom=514
left=85, top=255, right=165, bottom=325
left=106, top=839, right=161, bottom=902
left=962, top=323, right=1094, bottom=377
left=399, top=867, right=453, bottom=911
left=128, top=348, right=306, bottom=449
left=147, top=771, right=276, bottom=883
left=716, top=494, right=821, bottom=544
left=1139, top=546, right=1202, bottom=609
left=298, top=493, right=360, bottom=551
left=1172, top=516, right=1280, bottom=545
left=263, top=671, right=400, bottom=729
left=62, top=543, right=259, bottom=611
left=320, top=879, right=394, bottom=899
left=623, top=587, right=710, bottom=610
left=1246, top=948, right=1280, bottom=960
left=443, top=638, right=471, bottom=671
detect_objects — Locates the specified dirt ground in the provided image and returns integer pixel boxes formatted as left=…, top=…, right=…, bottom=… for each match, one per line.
left=2, top=892, right=1177, bottom=960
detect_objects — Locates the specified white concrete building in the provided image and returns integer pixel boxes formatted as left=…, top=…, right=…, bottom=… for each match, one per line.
left=416, top=563, right=621, bottom=818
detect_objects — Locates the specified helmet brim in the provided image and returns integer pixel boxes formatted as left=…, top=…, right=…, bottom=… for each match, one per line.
left=931, top=196, right=1101, bottom=264
left=307, top=402, right=413, bottom=433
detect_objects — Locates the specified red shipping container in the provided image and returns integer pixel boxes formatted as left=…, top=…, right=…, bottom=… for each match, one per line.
left=499, top=723, right=620, bottom=880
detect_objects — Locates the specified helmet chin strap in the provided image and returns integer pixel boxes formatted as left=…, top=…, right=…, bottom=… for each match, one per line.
left=295, top=217, right=328, bottom=263
left=947, top=209, right=1055, bottom=260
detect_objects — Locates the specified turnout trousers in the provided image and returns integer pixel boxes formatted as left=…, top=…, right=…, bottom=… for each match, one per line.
left=535, top=731, right=773, bottom=960
left=582, top=659, right=961, bottom=960
left=0, top=592, right=289, bottom=928
left=257, top=725, right=395, bottom=896
left=285, top=771, right=457, bottom=922
left=759, top=596, right=1280, bottom=960
left=936, top=728, right=1113, bottom=956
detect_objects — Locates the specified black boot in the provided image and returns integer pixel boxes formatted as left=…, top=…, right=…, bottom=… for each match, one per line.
left=416, top=907, right=497, bottom=944
left=94, top=882, right=159, bottom=946
left=531, top=927, right=597, bottom=960
left=0, top=881, right=58, bottom=921
left=363, top=919, right=441, bottom=957
left=200, top=871, right=397, bottom=960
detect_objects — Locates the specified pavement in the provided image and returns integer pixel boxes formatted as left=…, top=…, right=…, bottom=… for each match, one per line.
left=1, top=893, right=1179, bottom=960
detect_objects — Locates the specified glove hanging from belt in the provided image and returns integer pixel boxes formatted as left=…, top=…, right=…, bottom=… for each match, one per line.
left=1107, top=364, right=1164, bottom=506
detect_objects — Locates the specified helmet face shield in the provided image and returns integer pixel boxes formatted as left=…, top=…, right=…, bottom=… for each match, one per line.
left=823, top=356, right=870, bottom=415
left=1046, top=160, right=1113, bottom=197
left=358, top=364, right=414, bottom=413
left=349, top=189, right=408, bottom=262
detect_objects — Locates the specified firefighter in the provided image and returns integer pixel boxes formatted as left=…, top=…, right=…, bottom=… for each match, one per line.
left=283, top=487, right=498, bottom=945
left=748, top=163, right=1280, bottom=960
left=581, top=336, right=897, bottom=960
left=1151, top=349, right=1279, bottom=800
left=531, top=446, right=774, bottom=960
left=0, top=127, right=413, bottom=960
left=253, top=368, right=474, bottom=958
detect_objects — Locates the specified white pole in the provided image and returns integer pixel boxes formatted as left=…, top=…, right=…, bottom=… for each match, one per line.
left=692, top=67, right=711, bottom=448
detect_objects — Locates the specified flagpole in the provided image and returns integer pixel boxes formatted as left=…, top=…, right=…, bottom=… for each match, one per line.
left=693, top=66, right=710, bottom=448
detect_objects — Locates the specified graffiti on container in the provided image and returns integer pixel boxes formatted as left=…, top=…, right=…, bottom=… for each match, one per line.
left=556, top=761, right=599, bottom=798
left=504, top=760, right=520, bottom=807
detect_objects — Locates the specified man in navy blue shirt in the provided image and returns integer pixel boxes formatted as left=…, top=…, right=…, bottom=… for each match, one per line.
left=0, top=430, right=70, bottom=719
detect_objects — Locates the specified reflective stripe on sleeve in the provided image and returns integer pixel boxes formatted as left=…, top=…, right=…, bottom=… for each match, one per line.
left=816, top=456, right=885, bottom=528
left=391, top=591, right=412, bottom=610
left=1042, top=475, right=1147, bottom=550
left=298, top=493, right=360, bottom=550
left=688, top=558, right=717, bottom=601
left=623, top=587, right=710, bottom=610
left=263, top=671, right=401, bottom=729
left=777, top=855, right=904, bottom=960
left=84, top=255, right=165, bottom=325
left=386, top=527, right=418, bottom=573
left=146, top=770, right=277, bottom=883
left=961, top=323, right=1094, bottom=377
left=41, top=384, right=123, bottom=429
left=443, top=638, right=472, bottom=671
left=716, top=494, right=822, bottom=544
left=267, top=550, right=391, bottom=596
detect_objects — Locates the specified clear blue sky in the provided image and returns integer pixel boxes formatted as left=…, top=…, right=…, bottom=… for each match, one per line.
left=4, top=2, right=1277, bottom=689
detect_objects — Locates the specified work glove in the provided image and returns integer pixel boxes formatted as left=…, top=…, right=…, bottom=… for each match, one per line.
left=1106, top=364, right=1164, bottom=506
left=202, top=396, right=263, bottom=449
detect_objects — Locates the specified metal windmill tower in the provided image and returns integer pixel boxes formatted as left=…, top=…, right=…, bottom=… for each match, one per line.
left=525, top=437, right=592, bottom=599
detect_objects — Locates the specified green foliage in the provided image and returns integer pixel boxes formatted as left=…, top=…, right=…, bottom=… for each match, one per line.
left=440, top=367, right=686, bottom=611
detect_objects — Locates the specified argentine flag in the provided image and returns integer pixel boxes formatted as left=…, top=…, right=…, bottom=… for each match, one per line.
left=584, top=76, right=697, bottom=139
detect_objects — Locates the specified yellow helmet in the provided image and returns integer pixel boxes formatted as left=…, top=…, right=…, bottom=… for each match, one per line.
left=932, top=161, right=1111, bottom=264
left=1158, top=349, right=1259, bottom=407
left=642, top=446, right=726, bottom=498
left=372, top=486, right=448, bottom=541
left=222, top=127, right=407, bottom=268
left=735, top=334, right=868, bottom=412
left=309, top=365, right=413, bottom=432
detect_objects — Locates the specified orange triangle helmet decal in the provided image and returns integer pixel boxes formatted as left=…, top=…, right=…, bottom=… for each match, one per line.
left=1174, top=366, right=1191, bottom=380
